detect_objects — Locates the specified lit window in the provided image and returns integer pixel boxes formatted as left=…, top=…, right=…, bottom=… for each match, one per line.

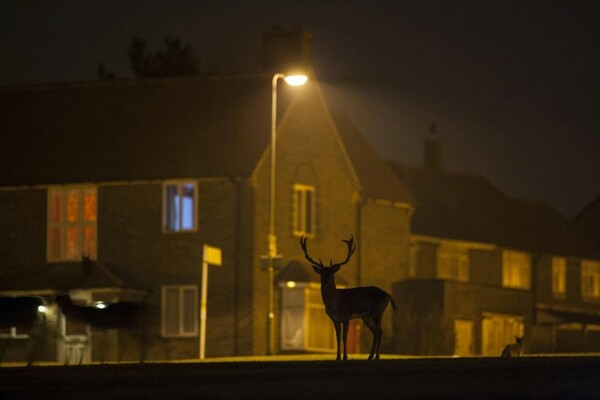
left=161, top=285, right=198, bottom=337
left=454, top=319, right=474, bottom=356
left=292, top=184, right=316, bottom=237
left=305, top=287, right=336, bottom=351
left=502, top=250, right=531, bottom=289
left=280, top=284, right=337, bottom=352
left=552, top=257, right=567, bottom=297
left=164, top=181, right=197, bottom=232
left=481, top=313, right=524, bottom=356
left=47, top=186, right=97, bottom=262
left=581, top=260, right=600, bottom=300
left=437, top=243, right=469, bottom=282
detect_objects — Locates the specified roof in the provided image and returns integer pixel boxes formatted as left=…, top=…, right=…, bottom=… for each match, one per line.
left=390, top=163, right=599, bottom=258
left=0, top=75, right=273, bottom=186
left=332, top=114, right=414, bottom=204
left=572, top=196, right=600, bottom=247
left=0, top=76, right=411, bottom=206
left=0, top=259, right=145, bottom=293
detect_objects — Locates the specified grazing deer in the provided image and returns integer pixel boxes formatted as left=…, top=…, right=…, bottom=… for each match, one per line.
left=55, top=291, right=146, bottom=363
left=300, top=235, right=396, bottom=360
left=0, top=296, right=47, bottom=366
left=501, top=336, right=523, bottom=357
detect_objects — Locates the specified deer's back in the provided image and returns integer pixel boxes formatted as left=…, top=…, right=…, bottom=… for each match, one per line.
left=338, top=286, right=392, bottom=315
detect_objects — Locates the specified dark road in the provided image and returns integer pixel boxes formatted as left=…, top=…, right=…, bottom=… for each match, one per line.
left=1, top=356, right=600, bottom=399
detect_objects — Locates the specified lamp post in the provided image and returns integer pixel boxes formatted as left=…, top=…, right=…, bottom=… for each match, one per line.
left=266, top=72, right=308, bottom=356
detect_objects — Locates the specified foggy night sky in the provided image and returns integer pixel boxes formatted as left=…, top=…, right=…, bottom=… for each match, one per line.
left=1, top=1, right=598, bottom=219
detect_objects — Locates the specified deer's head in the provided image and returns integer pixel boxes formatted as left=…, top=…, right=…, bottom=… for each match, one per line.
left=300, top=236, right=356, bottom=284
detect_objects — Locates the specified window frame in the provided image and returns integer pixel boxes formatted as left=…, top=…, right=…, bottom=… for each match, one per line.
left=502, top=250, right=531, bottom=290
left=581, top=260, right=600, bottom=301
left=292, top=183, right=316, bottom=238
left=161, top=285, right=199, bottom=338
left=551, top=257, right=567, bottom=298
left=162, top=180, right=198, bottom=233
left=481, top=312, right=524, bottom=356
left=436, top=242, right=469, bottom=282
left=454, top=319, right=474, bottom=356
left=47, top=185, right=98, bottom=262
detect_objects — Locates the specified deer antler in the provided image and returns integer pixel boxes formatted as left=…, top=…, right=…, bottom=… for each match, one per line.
left=331, top=235, right=356, bottom=269
left=299, top=236, right=325, bottom=269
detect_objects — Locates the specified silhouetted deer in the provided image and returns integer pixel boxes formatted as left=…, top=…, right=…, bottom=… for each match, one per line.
left=501, top=336, right=523, bottom=357
left=55, top=291, right=147, bottom=363
left=0, top=296, right=47, bottom=366
left=300, top=235, right=396, bottom=360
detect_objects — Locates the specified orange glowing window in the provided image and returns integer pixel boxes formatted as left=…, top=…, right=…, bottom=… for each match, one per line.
left=66, top=227, right=80, bottom=260
left=83, top=190, right=97, bottom=221
left=49, top=191, right=62, bottom=222
left=83, top=226, right=96, bottom=257
left=47, top=186, right=97, bottom=262
left=67, top=190, right=79, bottom=222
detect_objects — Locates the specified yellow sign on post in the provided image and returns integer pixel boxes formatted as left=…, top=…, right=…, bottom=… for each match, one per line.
left=203, top=244, right=222, bottom=266
left=200, top=244, right=222, bottom=360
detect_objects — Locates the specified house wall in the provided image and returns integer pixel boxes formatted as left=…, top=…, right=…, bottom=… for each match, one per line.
left=250, top=81, right=376, bottom=355
left=0, top=189, right=47, bottom=269
left=0, top=177, right=257, bottom=362
left=470, top=249, right=503, bottom=286
left=254, top=84, right=409, bottom=354
left=444, top=281, right=533, bottom=355
left=533, top=255, right=600, bottom=353
left=359, top=201, right=411, bottom=352
left=99, top=178, right=255, bottom=360
left=402, top=238, right=535, bottom=355
left=393, top=280, right=533, bottom=355
left=393, top=280, right=445, bottom=355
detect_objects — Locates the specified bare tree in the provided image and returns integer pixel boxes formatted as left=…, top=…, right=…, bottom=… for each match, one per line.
left=300, top=235, right=396, bottom=360
left=128, top=36, right=198, bottom=78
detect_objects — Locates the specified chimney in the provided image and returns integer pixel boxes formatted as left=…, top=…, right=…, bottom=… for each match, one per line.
left=262, top=26, right=313, bottom=74
left=424, top=123, right=443, bottom=170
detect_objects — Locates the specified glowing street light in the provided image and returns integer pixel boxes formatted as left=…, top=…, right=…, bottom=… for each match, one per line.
left=266, top=72, right=308, bottom=356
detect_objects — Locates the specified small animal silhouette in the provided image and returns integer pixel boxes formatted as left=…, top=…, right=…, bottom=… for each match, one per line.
left=501, top=336, right=523, bottom=357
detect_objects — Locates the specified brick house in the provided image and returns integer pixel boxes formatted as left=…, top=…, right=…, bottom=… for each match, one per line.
left=573, top=196, right=600, bottom=249
left=0, top=73, right=413, bottom=363
left=390, top=136, right=600, bottom=356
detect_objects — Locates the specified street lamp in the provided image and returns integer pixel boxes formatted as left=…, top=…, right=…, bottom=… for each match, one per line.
left=266, top=72, right=308, bottom=356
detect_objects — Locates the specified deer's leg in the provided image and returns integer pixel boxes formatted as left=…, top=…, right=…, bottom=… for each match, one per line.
left=342, top=320, right=349, bottom=361
left=363, top=316, right=377, bottom=360
left=333, top=321, right=342, bottom=361
left=374, top=325, right=383, bottom=360
left=373, top=315, right=383, bottom=360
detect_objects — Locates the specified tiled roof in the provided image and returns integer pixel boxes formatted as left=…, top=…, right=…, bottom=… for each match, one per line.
left=391, top=163, right=599, bottom=258
left=332, top=114, right=414, bottom=204
left=0, top=75, right=273, bottom=186
left=0, top=260, right=144, bottom=292
left=572, top=196, right=600, bottom=247
left=1, top=76, right=411, bottom=206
